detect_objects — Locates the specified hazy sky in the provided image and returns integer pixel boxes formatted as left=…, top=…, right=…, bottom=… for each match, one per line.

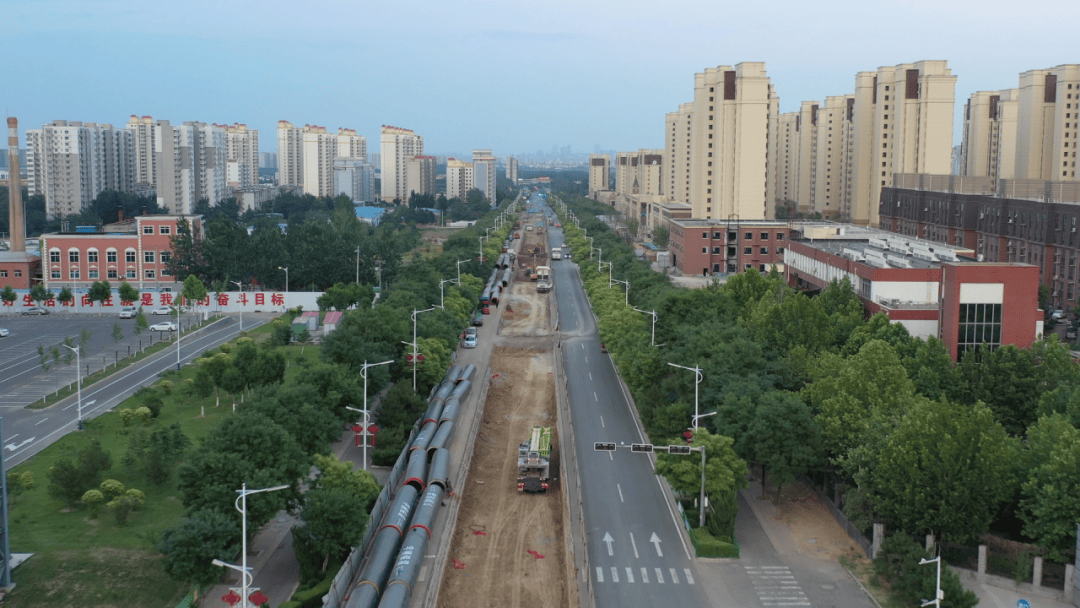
left=3, top=0, right=1077, bottom=156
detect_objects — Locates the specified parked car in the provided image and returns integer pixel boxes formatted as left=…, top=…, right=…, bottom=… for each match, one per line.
left=150, top=306, right=173, bottom=315
left=471, top=312, right=484, bottom=327
left=149, top=321, right=177, bottom=332
left=22, top=307, right=48, bottom=315
left=464, top=326, right=478, bottom=338
left=119, top=306, right=139, bottom=319
left=463, top=335, right=478, bottom=349
left=0, top=328, right=9, bottom=337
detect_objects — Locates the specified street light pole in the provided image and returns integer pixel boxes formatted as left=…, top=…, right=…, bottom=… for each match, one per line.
left=439, top=278, right=457, bottom=309
left=610, top=277, right=628, bottom=306
left=410, top=307, right=436, bottom=392
left=170, top=304, right=182, bottom=371
left=699, top=445, right=707, bottom=529
left=633, top=308, right=657, bottom=346
left=355, top=246, right=361, bottom=286
left=221, top=483, right=289, bottom=608
left=230, top=280, right=243, bottom=332
left=456, top=259, right=469, bottom=285
left=668, top=362, right=711, bottom=430
left=918, top=556, right=943, bottom=608
left=278, top=266, right=288, bottom=295
left=347, top=359, right=394, bottom=471
left=62, top=345, right=83, bottom=430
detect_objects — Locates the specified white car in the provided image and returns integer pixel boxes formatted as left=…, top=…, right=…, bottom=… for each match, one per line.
left=150, top=322, right=177, bottom=332
left=0, top=328, right=9, bottom=337
left=150, top=306, right=173, bottom=315
left=463, top=335, right=478, bottom=349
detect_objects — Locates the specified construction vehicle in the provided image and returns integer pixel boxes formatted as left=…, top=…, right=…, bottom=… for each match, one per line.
left=535, top=266, right=551, bottom=293
left=517, top=426, right=552, bottom=492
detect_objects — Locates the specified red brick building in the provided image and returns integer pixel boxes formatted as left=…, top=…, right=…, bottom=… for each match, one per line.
left=0, top=251, right=41, bottom=290
left=39, top=214, right=202, bottom=292
left=668, top=219, right=789, bottom=276
left=784, top=223, right=1041, bottom=360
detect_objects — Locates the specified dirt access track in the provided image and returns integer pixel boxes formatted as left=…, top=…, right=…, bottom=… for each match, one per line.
left=437, top=217, right=575, bottom=608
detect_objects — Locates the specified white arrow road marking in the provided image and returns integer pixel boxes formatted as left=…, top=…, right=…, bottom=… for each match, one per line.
left=5, top=438, right=34, bottom=451
left=602, top=532, right=614, bottom=556
left=650, top=532, right=663, bottom=557
left=640, top=568, right=649, bottom=583
left=629, top=532, right=638, bottom=557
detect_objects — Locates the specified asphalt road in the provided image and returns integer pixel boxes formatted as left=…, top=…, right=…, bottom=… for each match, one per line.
left=546, top=217, right=711, bottom=607
left=1, top=312, right=271, bottom=468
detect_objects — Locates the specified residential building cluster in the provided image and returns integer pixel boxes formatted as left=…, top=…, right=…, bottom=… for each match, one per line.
left=378, top=125, right=425, bottom=202
left=443, top=150, right=499, bottom=203
left=276, top=121, right=371, bottom=200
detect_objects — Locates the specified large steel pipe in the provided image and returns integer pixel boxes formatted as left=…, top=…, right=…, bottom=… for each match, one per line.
left=449, top=379, right=471, bottom=401
left=403, top=448, right=428, bottom=491
left=347, top=526, right=404, bottom=608
left=443, top=365, right=463, bottom=385
left=425, top=421, right=453, bottom=456
left=458, top=364, right=476, bottom=384
left=422, top=400, right=443, bottom=426
left=426, top=447, right=451, bottom=490
left=388, top=528, right=430, bottom=587
left=381, top=485, right=419, bottom=535
left=438, top=398, right=460, bottom=426
left=410, top=421, right=437, bottom=453
left=409, top=484, right=445, bottom=538
left=375, top=580, right=410, bottom=608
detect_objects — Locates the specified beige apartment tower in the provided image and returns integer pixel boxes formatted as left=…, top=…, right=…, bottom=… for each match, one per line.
left=224, top=123, right=259, bottom=189
left=850, top=60, right=956, bottom=226
left=337, top=128, right=367, bottom=161
left=405, top=155, right=436, bottom=198
left=960, top=89, right=1019, bottom=180
left=27, top=120, right=136, bottom=218
left=380, top=126, right=424, bottom=201
left=1015, top=65, right=1080, bottom=181
left=773, top=112, right=801, bottom=208
left=302, top=126, right=336, bottom=197
left=277, top=121, right=304, bottom=188
left=472, top=149, right=497, bottom=203
left=665, top=103, right=694, bottom=204
left=588, top=154, right=610, bottom=199
left=687, top=62, right=777, bottom=220
left=446, top=158, right=474, bottom=200
left=506, top=157, right=519, bottom=183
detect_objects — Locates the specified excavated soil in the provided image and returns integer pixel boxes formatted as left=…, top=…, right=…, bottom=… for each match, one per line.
left=499, top=282, right=551, bottom=337
left=437, top=344, right=573, bottom=608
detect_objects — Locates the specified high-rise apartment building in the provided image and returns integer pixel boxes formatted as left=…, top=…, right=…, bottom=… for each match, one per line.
left=686, top=62, right=777, bottom=221
left=795, top=101, right=819, bottom=214
left=1015, top=65, right=1080, bottom=182
left=472, top=149, right=497, bottom=203
left=405, top=155, right=436, bottom=198
left=260, top=151, right=277, bottom=170
left=130, top=119, right=227, bottom=215
left=588, top=154, right=610, bottom=198
left=334, top=158, right=375, bottom=203
left=380, top=126, right=423, bottom=201
left=337, top=128, right=367, bottom=161
left=811, top=95, right=855, bottom=218
left=127, top=115, right=157, bottom=188
left=960, top=89, right=1019, bottom=180
left=614, top=150, right=664, bottom=198
left=850, top=61, right=956, bottom=226
left=773, top=112, right=801, bottom=207
left=506, top=157, right=519, bottom=183
left=302, top=126, right=336, bottom=197
left=664, top=103, right=694, bottom=204
left=277, top=121, right=304, bottom=188
left=223, top=123, right=259, bottom=189
left=26, top=120, right=136, bottom=218
left=446, top=158, right=474, bottom=200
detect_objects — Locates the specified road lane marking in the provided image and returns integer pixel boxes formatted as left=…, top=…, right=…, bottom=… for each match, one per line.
left=654, top=568, right=664, bottom=583
left=618, top=484, right=624, bottom=503
left=608, top=451, right=613, bottom=460
left=684, top=569, right=694, bottom=584
left=7, top=434, right=17, bottom=441
left=584, top=356, right=588, bottom=363
left=669, top=568, right=679, bottom=584
left=35, top=418, right=49, bottom=425
left=600, top=416, right=605, bottom=428
left=640, top=568, right=649, bottom=583
left=625, top=567, right=634, bottom=583
left=628, top=531, right=637, bottom=555
left=589, top=372, right=592, bottom=380
left=595, top=567, right=603, bottom=583
left=653, top=475, right=693, bottom=560
left=593, top=391, right=598, bottom=401
left=610, top=567, right=619, bottom=583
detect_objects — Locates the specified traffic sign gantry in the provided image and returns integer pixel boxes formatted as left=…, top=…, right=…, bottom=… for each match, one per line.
left=594, top=442, right=617, bottom=451
left=630, top=443, right=653, bottom=453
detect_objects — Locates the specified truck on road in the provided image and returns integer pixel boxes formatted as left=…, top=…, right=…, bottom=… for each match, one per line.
left=550, top=249, right=562, bottom=261
left=535, top=266, right=551, bottom=293
left=517, top=426, right=552, bottom=492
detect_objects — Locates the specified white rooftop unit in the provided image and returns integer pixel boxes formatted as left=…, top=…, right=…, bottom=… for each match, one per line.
left=842, top=247, right=865, bottom=262
left=886, top=254, right=914, bottom=268
left=869, top=237, right=890, bottom=250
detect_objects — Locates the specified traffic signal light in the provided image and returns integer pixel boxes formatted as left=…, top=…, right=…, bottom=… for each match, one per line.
left=666, top=445, right=692, bottom=455
left=593, top=442, right=617, bottom=451
left=630, top=444, right=653, bottom=453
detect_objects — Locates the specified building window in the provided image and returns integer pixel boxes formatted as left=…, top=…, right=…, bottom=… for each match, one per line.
left=744, top=232, right=752, bottom=240
left=702, top=232, right=708, bottom=239
left=759, top=264, right=766, bottom=272
left=145, top=270, right=156, bottom=279
left=68, top=250, right=79, bottom=263
left=50, top=249, right=61, bottom=263
left=713, top=232, right=721, bottom=239
left=743, top=247, right=752, bottom=255
left=957, top=303, right=1003, bottom=356
left=713, top=247, right=721, bottom=254
left=159, top=225, right=171, bottom=235
left=69, top=269, right=80, bottom=279
left=760, top=247, right=768, bottom=254
left=87, top=249, right=99, bottom=263
left=760, top=232, right=769, bottom=240
left=88, top=269, right=99, bottom=279
left=126, top=269, right=136, bottom=279
left=702, top=247, right=708, bottom=254
left=0, top=270, right=6, bottom=277
left=143, top=226, right=154, bottom=234
left=51, top=270, right=61, bottom=279
left=107, top=269, right=118, bottom=279
left=126, top=250, right=136, bottom=263
left=107, top=250, right=117, bottom=263
left=144, top=251, right=155, bottom=263
left=160, top=251, right=171, bottom=264
left=14, top=270, right=20, bottom=278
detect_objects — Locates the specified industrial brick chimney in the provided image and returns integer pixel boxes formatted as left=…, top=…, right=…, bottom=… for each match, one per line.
left=7, top=117, right=25, bottom=252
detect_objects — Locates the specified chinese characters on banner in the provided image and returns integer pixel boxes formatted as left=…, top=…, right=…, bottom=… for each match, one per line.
left=4, top=292, right=287, bottom=309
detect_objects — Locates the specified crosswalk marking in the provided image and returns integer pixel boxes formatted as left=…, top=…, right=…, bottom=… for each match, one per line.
left=684, top=568, right=694, bottom=585
left=745, top=565, right=810, bottom=606
left=625, top=568, right=634, bottom=583
left=610, top=567, right=619, bottom=583
left=640, top=567, right=649, bottom=583
left=669, top=568, right=679, bottom=584
left=596, top=567, right=604, bottom=583
left=654, top=568, right=664, bottom=584
left=592, top=563, right=696, bottom=585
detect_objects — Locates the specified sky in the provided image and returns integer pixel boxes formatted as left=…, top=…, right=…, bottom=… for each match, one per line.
left=3, top=0, right=1078, bottom=157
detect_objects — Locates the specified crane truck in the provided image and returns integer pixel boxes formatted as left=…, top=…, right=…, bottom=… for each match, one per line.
left=517, top=426, right=552, bottom=492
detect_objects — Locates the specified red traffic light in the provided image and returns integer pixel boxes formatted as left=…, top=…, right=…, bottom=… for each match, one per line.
left=405, top=354, right=414, bottom=361
left=416, top=354, right=425, bottom=362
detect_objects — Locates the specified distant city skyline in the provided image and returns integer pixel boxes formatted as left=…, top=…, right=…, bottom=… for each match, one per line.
left=3, top=0, right=1077, bottom=154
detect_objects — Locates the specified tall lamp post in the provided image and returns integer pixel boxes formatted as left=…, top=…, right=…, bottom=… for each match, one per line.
left=355, top=247, right=361, bottom=286
left=170, top=304, right=183, bottom=371
left=633, top=308, right=657, bottom=346
left=408, top=307, right=436, bottom=391
left=456, top=259, right=469, bottom=285
left=918, top=556, right=943, bottom=608
left=62, top=345, right=83, bottom=430
left=610, top=278, right=629, bottom=306
left=347, top=359, right=394, bottom=471
left=668, top=362, right=714, bottom=430
left=278, top=266, right=289, bottom=295
left=213, top=483, right=289, bottom=608
left=439, top=278, right=457, bottom=309
left=230, top=280, right=243, bottom=331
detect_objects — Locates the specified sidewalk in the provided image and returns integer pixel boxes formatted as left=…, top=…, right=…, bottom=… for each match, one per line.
left=958, top=569, right=1075, bottom=608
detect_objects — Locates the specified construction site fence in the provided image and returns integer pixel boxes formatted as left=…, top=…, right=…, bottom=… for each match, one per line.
left=321, top=423, right=418, bottom=608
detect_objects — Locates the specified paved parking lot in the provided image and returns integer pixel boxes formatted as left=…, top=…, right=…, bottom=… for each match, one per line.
left=0, top=311, right=197, bottom=408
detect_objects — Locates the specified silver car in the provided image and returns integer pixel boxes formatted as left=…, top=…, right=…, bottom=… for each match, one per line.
left=150, top=321, right=177, bottom=332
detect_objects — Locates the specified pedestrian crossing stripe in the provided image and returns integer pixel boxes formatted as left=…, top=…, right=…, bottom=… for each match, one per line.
left=744, top=565, right=810, bottom=606
left=593, top=566, right=696, bottom=585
